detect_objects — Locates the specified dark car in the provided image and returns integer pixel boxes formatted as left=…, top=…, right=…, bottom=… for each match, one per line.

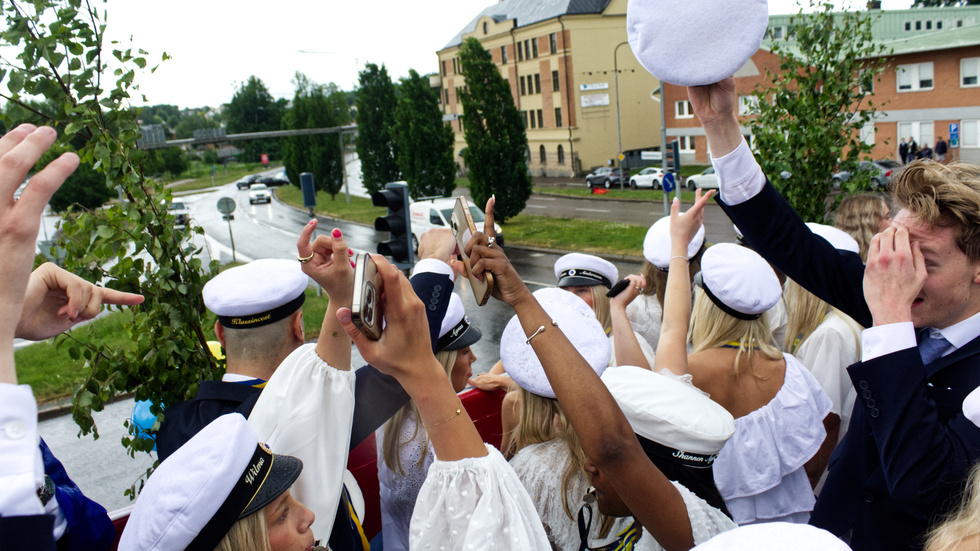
left=257, top=174, right=290, bottom=187
left=585, top=167, right=627, bottom=189
left=235, top=174, right=261, bottom=190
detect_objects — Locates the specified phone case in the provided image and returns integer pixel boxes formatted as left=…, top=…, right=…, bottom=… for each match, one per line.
left=351, top=254, right=384, bottom=340
left=452, top=196, right=494, bottom=306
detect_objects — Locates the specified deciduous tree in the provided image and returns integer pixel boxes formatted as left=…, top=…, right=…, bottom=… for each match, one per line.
left=281, top=73, right=350, bottom=199
left=355, top=63, right=400, bottom=195
left=395, top=70, right=456, bottom=199
left=224, top=76, right=286, bottom=162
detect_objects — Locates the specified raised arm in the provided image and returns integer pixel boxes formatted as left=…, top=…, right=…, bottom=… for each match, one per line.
left=609, top=274, right=652, bottom=369
left=297, top=221, right=354, bottom=371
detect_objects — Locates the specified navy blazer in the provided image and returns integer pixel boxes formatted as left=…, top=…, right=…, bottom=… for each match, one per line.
left=0, top=515, right=55, bottom=551
left=719, top=182, right=980, bottom=550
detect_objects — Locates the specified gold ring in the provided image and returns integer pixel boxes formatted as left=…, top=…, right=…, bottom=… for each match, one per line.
left=297, top=252, right=315, bottom=263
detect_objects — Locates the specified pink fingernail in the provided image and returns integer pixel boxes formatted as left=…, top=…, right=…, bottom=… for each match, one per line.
left=308, top=219, right=315, bottom=225
left=348, top=248, right=354, bottom=256
left=332, top=229, right=342, bottom=238
left=350, top=260, right=356, bottom=268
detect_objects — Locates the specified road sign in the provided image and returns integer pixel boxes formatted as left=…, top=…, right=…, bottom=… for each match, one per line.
left=641, top=151, right=662, bottom=161
left=662, top=172, right=675, bottom=193
left=618, top=153, right=625, bottom=161
left=950, top=122, right=960, bottom=148
left=217, top=197, right=236, bottom=214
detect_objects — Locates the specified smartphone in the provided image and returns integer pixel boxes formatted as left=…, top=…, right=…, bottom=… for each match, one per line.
left=351, top=253, right=384, bottom=340
left=451, top=196, right=494, bottom=306
left=606, top=279, right=630, bottom=298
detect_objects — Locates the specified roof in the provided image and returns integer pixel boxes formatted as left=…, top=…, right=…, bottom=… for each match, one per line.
left=442, top=0, right=612, bottom=50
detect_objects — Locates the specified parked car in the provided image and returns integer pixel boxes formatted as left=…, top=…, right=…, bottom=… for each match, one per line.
left=408, top=197, right=503, bottom=253
left=258, top=173, right=290, bottom=187
left=585, top=167, right=627, bottom=189
left=629, top=167, right=665, bottom=189
left=832, top=160, right=901, bottom=190
left=236, top=174, right=261, bottom=190
left=164, top=200, right=190, bottom=227
left=686, top=167, right=718, bottom=190
left=248, top=183, right=272, bottom=204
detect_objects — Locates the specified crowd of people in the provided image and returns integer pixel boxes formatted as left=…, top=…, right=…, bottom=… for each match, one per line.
left=4, top=75, right=980, bottom=551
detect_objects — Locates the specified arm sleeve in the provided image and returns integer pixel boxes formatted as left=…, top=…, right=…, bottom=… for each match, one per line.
left=861, top=323, right=916, bottom=362
left=712, top=137, right=767, bottom=206
left=248, top=343, right=357, bottom=541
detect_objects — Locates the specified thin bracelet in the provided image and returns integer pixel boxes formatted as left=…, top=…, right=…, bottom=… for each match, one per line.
left=526, top=319, right=559, bottom=344
left=669, top=255, right=689, bottom=263
left=424, top=401, right=463, bottom=428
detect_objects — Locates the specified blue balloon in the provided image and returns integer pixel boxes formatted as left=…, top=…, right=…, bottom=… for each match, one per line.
left=131, top=399, right=159, bottom=452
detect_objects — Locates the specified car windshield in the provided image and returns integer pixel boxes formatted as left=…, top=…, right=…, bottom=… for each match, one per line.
left=251, top=184, right=268, bottom=190
left=439, top=206, right=486, bottom=226
left=169, top=202, right=185, bottom=210
left=877, top=160, right=901, bottom=168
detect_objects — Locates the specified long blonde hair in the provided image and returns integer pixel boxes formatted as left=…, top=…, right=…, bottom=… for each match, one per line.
left=925, top=463, right=980, bottom=551
left=782, top=278, right=832, bottom=354
left=381, top=349, right=458, bottom=475
left=590, top=286, right=612, bottom=333
left=213, top=510, right=270, bottom=551
left=690, top=288, right=782, bottom=378
left=834, top=194, right=889, bottom=261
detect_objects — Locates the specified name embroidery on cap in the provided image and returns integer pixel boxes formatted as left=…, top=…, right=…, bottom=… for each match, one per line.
left=672, top=450, right=718, bottom=466
left=232, top=314, right=273, bottom=326
left=245, top=456, right=265, bottom=485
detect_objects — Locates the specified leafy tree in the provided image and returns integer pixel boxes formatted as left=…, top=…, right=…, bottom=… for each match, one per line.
left=355, top=63, right=400, bottom=195
left=395, top=69, right=456, bottom=199
left=750, top=2, right=890, bottom=223
left=201, top=148, right=219, bottom=166
left=281, top=73, right=349, bottom=199
left=224, top=76, right=286, bottom=162
left=39, top=146, right=116, bottom=213
left=458, top=37, right=531, bottom=222
left=0, top=0, right=220, bottom=473
left=173, top=112, right=219, bottom=139
left=159, top=147, right=188, bottom=177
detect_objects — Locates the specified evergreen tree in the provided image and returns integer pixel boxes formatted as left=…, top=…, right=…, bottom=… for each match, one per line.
left=39, top=146, right=115, bottom=213
left=281, top=73, right=350, bottom=199
left=225, top=76, right=286, bottom=162
left=458, top=37, right=531, bottom=222
left=355, top=63, right=401, bottom=195
left=395, top=70, right=456, bottom=199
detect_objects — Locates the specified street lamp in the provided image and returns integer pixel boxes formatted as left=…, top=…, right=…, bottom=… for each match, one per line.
left=651, top=85, right=669, bottom=216
left=613, top=41, right=629, bottom=190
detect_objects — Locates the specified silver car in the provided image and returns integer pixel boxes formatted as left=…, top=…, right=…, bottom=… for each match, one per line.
left=832, top=160, right=901, bottom=190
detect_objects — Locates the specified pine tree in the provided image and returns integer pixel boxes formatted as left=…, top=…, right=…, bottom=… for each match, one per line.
left=355, top=63, right=401, bottom=196
left=282, top=73, right=350, bottom=199
left=395, top=70, right=456, bottom=199
left=458, top=37, right=531, bottom=222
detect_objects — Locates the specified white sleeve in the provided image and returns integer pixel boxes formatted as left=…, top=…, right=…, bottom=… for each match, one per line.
left=411, top=444, right=551, bottom=550
left=712, top=138, right=767, bottom=206
left=412, top=258, right=455, bottom=282
left=673, top=481, right=738, bottom=546
left=796, top=327, right=855, bottom=417
left=0, top=384, right=45, bottom=517
left=861, top=322, right=916, bottom=361
left=247, top=343, right=356, bottom=541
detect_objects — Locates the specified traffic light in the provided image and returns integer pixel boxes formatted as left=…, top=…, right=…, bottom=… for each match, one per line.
left=372, top=182, right=414, bottom=269
left=666, top=140, right=681, bottom=175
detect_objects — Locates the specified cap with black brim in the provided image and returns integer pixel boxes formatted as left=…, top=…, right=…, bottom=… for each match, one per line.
left=436, top=317, right=482, bottom=352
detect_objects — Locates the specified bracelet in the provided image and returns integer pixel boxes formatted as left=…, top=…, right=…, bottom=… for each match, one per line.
left=669, top=255, right=689, bottom=263
left=526, top=319, right=559, bottom=344
left=424, top=401, right=463, bottom=428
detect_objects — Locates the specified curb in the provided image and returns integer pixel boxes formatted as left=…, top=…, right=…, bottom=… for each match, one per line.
left=37, top=391, right=137, bottom=421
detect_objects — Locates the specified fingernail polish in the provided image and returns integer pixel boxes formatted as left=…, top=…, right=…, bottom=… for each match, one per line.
left=350, top=260, right=356, bottom=268
left=348, top=248, right=354, bottom=256
left=308, top=219, right=315, bottom=225
left=332, top=229, right=342, bottom=238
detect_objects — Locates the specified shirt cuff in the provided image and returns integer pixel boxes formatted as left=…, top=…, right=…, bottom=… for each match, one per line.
left=861, top=322, right=916, bottom=362
left=712, top=137, right=766, bottom=206
left=412, top=258, right=455, bottom=282
left=0, top=384, right=44, bottom=517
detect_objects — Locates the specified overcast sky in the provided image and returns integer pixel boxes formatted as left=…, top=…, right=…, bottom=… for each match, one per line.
left=101, top=0, right=913, bottom=110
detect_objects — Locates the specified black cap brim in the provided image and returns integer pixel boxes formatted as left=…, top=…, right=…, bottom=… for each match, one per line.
left=558, top=276, right=608, bottom=289
left=441, top=325, right=482, bottom=352
left=240, top=454, right=303, bottom=518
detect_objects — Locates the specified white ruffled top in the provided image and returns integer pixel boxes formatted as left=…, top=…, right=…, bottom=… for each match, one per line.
left=713, top=354, right=832, bottom=525
left=626, top=294, right=664, bottom=351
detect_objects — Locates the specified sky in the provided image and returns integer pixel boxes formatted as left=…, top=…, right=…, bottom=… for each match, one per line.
left=100, top=0, right=914, bottom=110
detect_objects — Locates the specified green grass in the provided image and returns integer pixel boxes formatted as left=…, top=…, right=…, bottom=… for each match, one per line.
left=533, top=186, right=698, bottom=202
left=503, top=215, right=647, bottom=256
left=168, top=161, right=284, bottom=194
left=455, top=177, right=470, bottom=188
left=276, top=186, right=385, bottom=226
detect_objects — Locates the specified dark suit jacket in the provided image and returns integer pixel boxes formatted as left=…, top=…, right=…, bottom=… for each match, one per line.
left=719, top=182, right=980, bottom=550
left=0, top=515, right=55, bottom=551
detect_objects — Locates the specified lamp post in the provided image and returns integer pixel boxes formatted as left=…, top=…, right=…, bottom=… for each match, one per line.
left=613, top=41, right=629, bottom=190
left=651, top=85, right=669, bottom=216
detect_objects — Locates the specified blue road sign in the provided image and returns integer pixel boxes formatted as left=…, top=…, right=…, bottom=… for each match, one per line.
left=950, top=123, right=959, bottom=148
left=662, top=172, right=675, bottom=193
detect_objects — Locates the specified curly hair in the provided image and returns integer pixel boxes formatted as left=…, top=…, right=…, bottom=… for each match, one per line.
left=835, top=194, right=890, bottom=262
left=891, top=160, right=980, bottom=263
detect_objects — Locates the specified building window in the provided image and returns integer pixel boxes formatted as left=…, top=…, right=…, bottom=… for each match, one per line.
left=678, top=136, right=696, bottom=152
left=937, top=20, right=943, bottom=29
left=926, top=20, right=932, bottom=30
left=529, top=111, right=536, bottom=129
left=860, top=122, right=875, bottom=146
left=518, top=43, right=524, bottom=61
left=532, top=38, right=539, bottom=58
left=444, top=89, right=449, bottom=104
left=897, top=62, right=934, bottom=91
left=520, top=76, right=526, bottom=95
left=963, top=120, right=979, bottom=147
left=771, top=26, right=784, bottom=39
left=859, top=69, right=874, bottom=94
left=537, top=109, right=544, bottom=128
left=555, top=108, right=562, bottom=128
left=550, top=33, right=558, bottom=54
left=483, top=22, right=488, bottom=34
left=441, top=60, right=447, bottom=76
left=534, top=73, right=541, bottom=94
left=501, top=45, right=507, bottom=64
left=552, top=70, right=560, bottom=92
left=522, top=111, right=528, bottom=128
left=738, top=95, right=759, bottom=116
left=915, top=20, right=922, bottom=30
left=898, top=121, right=935, bottom=150
left=524, top=40, right=530, bottom=60
left=962, top=57, right=979, bottom=87
left=557, top=145, right=565, bottom=164
left=905, top=21, right=911, bottom=31
left=675, top=100, right=693, bottom=119
left=540, top=145, right=547, bottom=164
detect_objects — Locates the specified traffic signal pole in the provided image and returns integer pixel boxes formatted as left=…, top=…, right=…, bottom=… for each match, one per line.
left=372, top=182, right=414, bottom=270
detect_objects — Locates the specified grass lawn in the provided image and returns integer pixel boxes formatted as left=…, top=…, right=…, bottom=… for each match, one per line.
left=275, top=186, right=384, bottom=226
left=533, top=186, right=699, bottom=202
left=168, top=161, right=283, bottom=194
left=502, top=214, right=646, bottom=256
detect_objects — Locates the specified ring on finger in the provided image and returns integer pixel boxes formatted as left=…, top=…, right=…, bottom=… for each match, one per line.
left=297, top=252, right=315, bottom=263
left=487, top=236, right=496, bottom=249
left=636, top=287, right=644, bottom=293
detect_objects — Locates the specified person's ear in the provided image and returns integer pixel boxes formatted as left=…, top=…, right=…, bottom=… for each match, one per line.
left=292, top=310, right=305, bottom=342
left=214, top=321, right=225, bottom=347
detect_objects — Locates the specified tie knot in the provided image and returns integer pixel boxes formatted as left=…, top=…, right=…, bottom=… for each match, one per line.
left=918, top=328, right=952, bottom=364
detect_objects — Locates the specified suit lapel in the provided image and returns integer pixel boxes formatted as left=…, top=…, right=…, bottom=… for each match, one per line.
left=925, top=336, right=980, bottom=378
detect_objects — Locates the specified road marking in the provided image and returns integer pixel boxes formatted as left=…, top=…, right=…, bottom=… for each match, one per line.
left=205, top=234, right=254, bottom=263
left=527, top=205, right=547, bottom=209
left=522, top=279, right=556, bottom=288
left=576, top=208, right=610, bottom=213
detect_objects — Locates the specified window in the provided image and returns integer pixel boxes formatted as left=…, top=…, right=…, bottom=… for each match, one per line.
left=860, top=122, right=875, bottom=146
left=915, top=20, right=922, bottom=30
left=501, top=45, right=508, bottom=64
left=430, top=209, right=444, bottom=225
left=550, top=33, right=558, bottom=54
left=897, top=62, right=934, bottom=91
left=529, top=111, right=536, bottom=129
left=771, top=26, right=784, bottom=39
left=537, top=109, right=544, bottom=128
left=937, top=20, right=943, bottom=29
left=552, top=70, right=560, bottom=92
left=539, top=145, right=547, bottom=164
left=518, top=43, right=524, bottom=61
left=677, top=136, right=696, bottom=152
left=555, top=108, right=562, bottom=128
left=441, top=60, right=447, bottom=76
left=675, top=101, right=693, bottom=118
left=520, top=76, right=526, bottom=96
left=898, top=121, right=935, bottom=150
left=522, top=111, right=528, bottom=128
left=444, top=89, right=449, bottom=104
left=534, top=73, right=541, bottom=94
left=738, top=95, right=759, bottom=116
left=962, top=57, right=979, bottom=87
left=905, top=21, right=911, bottom=31
left=859, top=69, right=874, bottom=94
left=524, top=40, right=530, bottom=60
left=557, top=145, right=565, bottom=164
left=963, top=120, right=979, bottom=147
left=926, top=20, right=932, bottom=30
left=483, top=22, right=488, bottom=34
left=532, top=38, right=539, bottom=58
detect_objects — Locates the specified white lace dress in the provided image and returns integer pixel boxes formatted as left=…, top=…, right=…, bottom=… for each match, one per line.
left=713, top=354, right=832, bottom=525
left=376, top=414, right=434, bottom=551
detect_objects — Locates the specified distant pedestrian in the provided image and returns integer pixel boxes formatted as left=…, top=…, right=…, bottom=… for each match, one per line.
left=918, top=143, right=934, bottom=160
left=899, top=138, right=909, bottom=164
left=909, top=137, right=919, bottom=159
left=935, top=136, right=948, bottom=162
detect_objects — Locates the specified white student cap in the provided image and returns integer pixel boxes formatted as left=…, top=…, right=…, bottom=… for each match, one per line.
left=203, top=259, right=308, bottom=329
left=436, top=293, right=482, bottom=352
left=643, top=216, right=706, bottom=270
left=119, top=414, right=302, bottom=551
left=602, top=366, right=734, bottom=462
left=501, top=287, right=610, bottom=399
left=964, top=386, right=980, bottom=428
left=554, top=253, right=619, bottom=289
left=696, top=243, right=781, bottom=320
left=805, top=222, right=861, bottom=254
left=627, top=0, right=769, bottom=86
left=692, top=522, right=852, bottom=551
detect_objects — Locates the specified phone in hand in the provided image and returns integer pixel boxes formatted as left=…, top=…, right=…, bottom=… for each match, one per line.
left=451, top=196, right=494, bottom=306
left=606, top=279, right=630, bottom=298
left=351, top=253, right=384, bottom=340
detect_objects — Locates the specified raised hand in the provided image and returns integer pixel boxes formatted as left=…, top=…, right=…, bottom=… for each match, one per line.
left=686, top=78, right=737, bottom=127
left=417, top=228, right=462, bottom=275
left=669, top=189, right=714, bottom=256
left=17, top=263, right=144, bottom=341
left=297, top=220, right=354, bottom=306
left=609, top=274, right=647, bottom=311
left=465, top=197, right=532, bottom=308
left=863, top=226, right=926, bottom=327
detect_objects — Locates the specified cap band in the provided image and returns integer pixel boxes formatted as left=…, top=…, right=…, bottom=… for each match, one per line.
left=694, top=272, right=763, bottom=321
left=188, top=443, right=274, bottom=551
left=636, top=434, right=718, bottom=469
left=437, top=317, right=470, bottom=352
left=558, top=268, right=612, bottom=288
left=218, top=293, right=306, bottom=329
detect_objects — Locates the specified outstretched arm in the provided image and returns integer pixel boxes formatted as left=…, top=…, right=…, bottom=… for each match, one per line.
left=297, top=221, right=354, bottom=371
left=609, top=274, right=652, bottom=370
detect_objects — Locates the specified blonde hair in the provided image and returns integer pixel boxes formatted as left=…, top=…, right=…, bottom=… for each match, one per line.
left=590, top=286, right=611, bottom=333
left=690, top=288, right=782, bottom=378
left=213, top=510, right=270, bottom=551
left=782, top=278, right=832, bottom=354
left=925, top=463, right=980, bottom=551
left=835, top=194, right=889, bottom=261
left=381, top=349, right=458, bottom=475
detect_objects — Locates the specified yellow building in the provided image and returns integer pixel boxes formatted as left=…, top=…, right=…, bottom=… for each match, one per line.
left=435, top=0, right=663, bottom=178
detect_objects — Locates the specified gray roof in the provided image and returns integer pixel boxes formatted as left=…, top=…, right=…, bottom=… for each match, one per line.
left=442, top=0, right=611, bottom=50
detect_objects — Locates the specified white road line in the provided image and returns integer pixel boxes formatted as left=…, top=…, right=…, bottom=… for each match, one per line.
left=205, top=234, right=254, bottom=263
left=576, top=208, right=610, bottom=213
left=527, top=205, right=547, bottom=208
